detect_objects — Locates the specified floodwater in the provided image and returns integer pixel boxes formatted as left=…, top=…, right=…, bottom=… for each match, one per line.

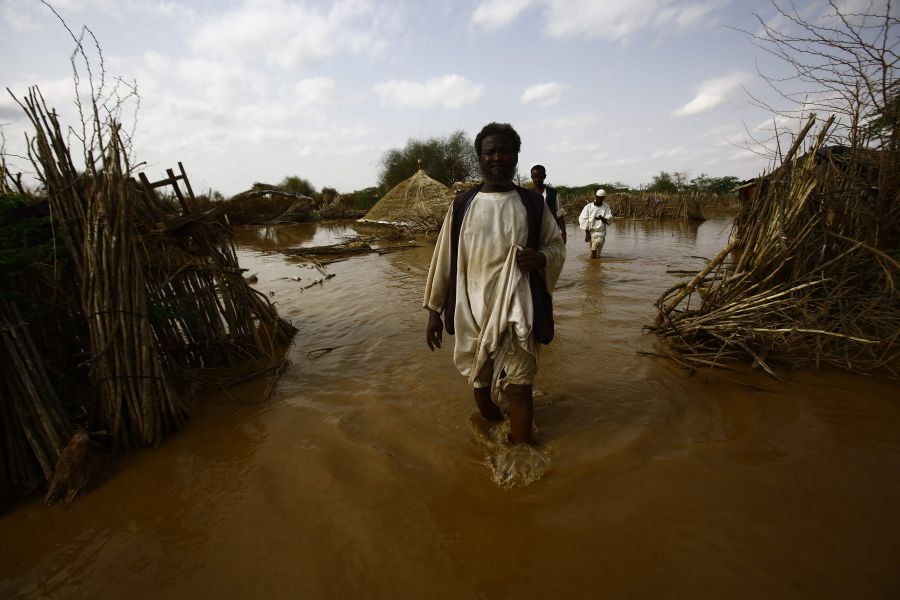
left=2, top=217, right=899, bottom=599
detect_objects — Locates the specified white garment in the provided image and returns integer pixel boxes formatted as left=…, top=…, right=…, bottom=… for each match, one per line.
left=578, top=201, right=613, bottom=236
left=423, top=190, right=565, bottom=383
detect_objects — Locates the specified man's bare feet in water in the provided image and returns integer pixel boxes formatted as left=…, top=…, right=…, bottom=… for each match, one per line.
left=473, top=387, right=503, bottom=420
left=504, top=383, right=534, bottom=444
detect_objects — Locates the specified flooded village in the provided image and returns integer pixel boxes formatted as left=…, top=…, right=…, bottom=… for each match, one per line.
left=2, top=1, right=899, bottom=598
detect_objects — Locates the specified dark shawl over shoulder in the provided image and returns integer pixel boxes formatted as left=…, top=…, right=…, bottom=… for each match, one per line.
left=544, top=185, right=559, bottom=217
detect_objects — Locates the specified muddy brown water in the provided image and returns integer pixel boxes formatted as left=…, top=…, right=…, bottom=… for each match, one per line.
left=2, top=218, right=899, bottom=599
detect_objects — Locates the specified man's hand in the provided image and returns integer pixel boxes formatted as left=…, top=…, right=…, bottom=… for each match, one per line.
left=517, top=247, right=546, bottom=271
left=426, top=309, right=443, bottom=351
left=595, top=215, right=609, bottom=225
left=557, top=218, right=567, bottom=244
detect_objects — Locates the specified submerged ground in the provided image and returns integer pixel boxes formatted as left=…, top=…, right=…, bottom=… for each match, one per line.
left=1, top=218, right=898, bottom=598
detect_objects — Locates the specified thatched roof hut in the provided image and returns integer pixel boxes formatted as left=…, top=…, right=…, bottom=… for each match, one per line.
left=359, top=161, right=453, bottom=231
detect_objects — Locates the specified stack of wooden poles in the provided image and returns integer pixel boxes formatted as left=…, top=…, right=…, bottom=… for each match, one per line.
left=0, top=88, right=296, bottom=508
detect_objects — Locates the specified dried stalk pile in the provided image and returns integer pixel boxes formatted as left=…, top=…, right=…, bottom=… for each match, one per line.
left=607, top=192, right=706, bottom=221
left=558, top=192, right=711, bottom=221
left=0, top=298, right=72, bottom=506
left=1, top=88, right=295, bottom=508
left=361, top=167, right=452, bottom=232
left=649, top=115, right=900, bottom=379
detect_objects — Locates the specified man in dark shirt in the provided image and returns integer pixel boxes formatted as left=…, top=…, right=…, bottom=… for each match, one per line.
left=530, top=164, right=567, bottom=243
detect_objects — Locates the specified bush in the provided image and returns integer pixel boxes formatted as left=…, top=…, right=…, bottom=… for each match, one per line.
left=379, top=131, right=478, bottom=190
left=347, top=186, right=384, bottom=211
left=279, top=176, right=316, bottom=197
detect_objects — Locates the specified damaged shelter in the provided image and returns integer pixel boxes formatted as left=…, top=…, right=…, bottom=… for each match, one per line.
left=649, top=114, right=899, bottom=379
left=359, top=161, right=453, bottom=232
left=1, top=89, right=296, bottom=509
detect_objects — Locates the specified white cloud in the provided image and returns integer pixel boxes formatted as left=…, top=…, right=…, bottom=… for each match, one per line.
left=729, top=149, right=759, bottom=161
left=548, top=140, right=605, bottom=156
left=155, top=2, right=196, bottom=20
left=753, top=115, right=792, bottom=131
left=1, top=0, right=41, bottom=32
left=294, top=77, right=336, bottom=108
left=608, top=157, right=643, bottom=166
left=174, top=58, right=248, bottom=94
left=373, top=75, right=484, bottom=109
left=712, top=131, right=748, bottom=148
left=189, top=0, right=387, bottom=70
left=541, top=0, right=722, bottom=41
left=673, top=72, right=747, bottom=116
left=521, top=82, right=568, bottom=106
left=543, top=113, right=599, bottom=131
left=47, top=0, right=117, bottom=10
left=471, top=0, right=533, bottom=30
left=650, top=146, right=687, bottom=159
left=610, top=127, right=654, bottom=139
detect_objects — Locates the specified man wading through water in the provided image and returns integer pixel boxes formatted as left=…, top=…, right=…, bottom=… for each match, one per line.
left=423, top=123, right=565, bottom=444
left=530, top=164, right=567, bottom=244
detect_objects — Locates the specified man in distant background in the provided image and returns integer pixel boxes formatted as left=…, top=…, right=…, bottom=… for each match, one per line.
left=579, top=188, right=613, bottom=259
left=530, top=165, right=567, bottom=243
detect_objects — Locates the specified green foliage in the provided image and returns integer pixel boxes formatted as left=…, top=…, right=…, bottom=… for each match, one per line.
left=379, top=131, right=478, bottom=190
left=645, top=171, right=739, bottom=194
left=0, top=192, right=30, bottom=216
left=556, top=182, right=632, bottom=198
left=0, top=194, right=60, bottom=283
left=279, top=176, right=317, bottom=197
left=347, top=186, right=384, bottom=211
left=647, top=171, right=679, bottom=193
left=688, top=174, right=741, bottom=194
left=863, top=84, right=899, bottom=147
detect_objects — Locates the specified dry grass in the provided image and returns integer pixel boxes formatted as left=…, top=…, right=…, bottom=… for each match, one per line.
left=649, top=115, right=900, bottom=379
left=361, top=169, right=452, bottom=232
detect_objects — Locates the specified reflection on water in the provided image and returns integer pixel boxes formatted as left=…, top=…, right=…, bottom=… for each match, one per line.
left=2, top=218, right=899, bottom=599
left=234, top=222, right=357, bottom=252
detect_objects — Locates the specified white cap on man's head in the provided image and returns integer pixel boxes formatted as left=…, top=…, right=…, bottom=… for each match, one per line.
left=595, top=188, right=606, bottom=197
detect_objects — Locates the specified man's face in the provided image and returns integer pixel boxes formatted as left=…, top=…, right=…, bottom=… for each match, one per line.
left=479, top=134, right=517, bottom=185
left=594, top=195, right=605, bottom=205
left=530, top=168, right=546, bottom=188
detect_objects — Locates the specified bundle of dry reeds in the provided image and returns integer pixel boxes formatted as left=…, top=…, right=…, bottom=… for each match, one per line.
left=608, top=193, right=707, bottom=220
left=1, top=86, right=296, bottom=508
left=17, top=89, right=187, bottom=450
left=0, top=298, right=72, bottom=506
left=650, top=115, right=900, bottom=379
left=558, top=191, right=713, bottom=222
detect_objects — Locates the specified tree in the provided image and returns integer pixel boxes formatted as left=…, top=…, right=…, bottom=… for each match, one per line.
left=647, top=171, right=678, bottom=193
left=347, top=185, right=383, bottom=211
left=863, top=84, right=899, bottom=147
left=740, top=1, right=898, bottom=153
left=708, top=176, right=741, bottom=194
left=279, top=176, right=316, bottom=197
left=379, top=131, right=478, bottom=190
left=688, top=173, right=740, bottom=194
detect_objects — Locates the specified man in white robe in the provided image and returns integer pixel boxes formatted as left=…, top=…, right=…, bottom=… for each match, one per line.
left=578, top=188, right=614, bottom=258
left=423, top=123, right=565, bottom=444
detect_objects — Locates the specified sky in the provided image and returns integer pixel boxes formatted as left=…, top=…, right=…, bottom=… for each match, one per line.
left=0, top=0, right=886, bottom=195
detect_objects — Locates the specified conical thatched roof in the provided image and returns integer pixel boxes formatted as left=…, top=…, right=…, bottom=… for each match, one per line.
left=360, top=161, right=453, bottom=230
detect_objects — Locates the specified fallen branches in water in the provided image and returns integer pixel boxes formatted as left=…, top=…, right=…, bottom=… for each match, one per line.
left=284, top=237, right=420, bottom=265
left=306, top=344, right=350, bottom=360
